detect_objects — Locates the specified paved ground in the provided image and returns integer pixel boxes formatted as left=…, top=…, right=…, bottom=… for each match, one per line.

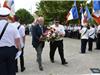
left=17, top=36, right=100, bottom=75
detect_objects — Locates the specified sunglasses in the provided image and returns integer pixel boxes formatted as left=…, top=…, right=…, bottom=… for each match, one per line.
left=55, top=21, right=59, bottom=23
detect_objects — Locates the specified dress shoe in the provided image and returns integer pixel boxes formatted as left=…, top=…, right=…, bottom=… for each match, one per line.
left=62, top=61, right=68, bottom=65
left=88, top=50, right=92, bottom=52
left=50, top=59, right=54, bottom=63
left=16, top=68, right=18, bottom=73
left=95, top=48, right=100, bottom=50
left=16, top=70, right=18, bottom=73
left=39, top=66, right=43, bottom=71
left=80, top=52, right=85, bottom=54
left=21, top=67, right=25, bottom=72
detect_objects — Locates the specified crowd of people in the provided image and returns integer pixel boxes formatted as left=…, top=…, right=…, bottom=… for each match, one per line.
left=64, top=24, right=81, bottom=39
left=31, top=17, right=68, bottom=71
left=64, top=23, right=100, bottom=54
left=0, top=7, right=100, bottom=75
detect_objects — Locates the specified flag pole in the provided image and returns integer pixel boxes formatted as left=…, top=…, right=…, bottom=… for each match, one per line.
left=79, top=3, right=83, bottom=25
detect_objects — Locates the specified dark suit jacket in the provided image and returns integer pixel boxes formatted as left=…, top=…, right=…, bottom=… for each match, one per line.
left=31, top=24, right=47, bottom=48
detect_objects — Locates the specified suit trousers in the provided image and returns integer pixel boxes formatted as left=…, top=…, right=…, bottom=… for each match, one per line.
left=35, top=42, right=44, bottom=66
left=0, top=46, right=17, bottom=75
left=50, top=40, right=65, bottom=63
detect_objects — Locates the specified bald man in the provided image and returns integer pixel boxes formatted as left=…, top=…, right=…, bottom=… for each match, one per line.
left=31, top=17, right=47, bottom=71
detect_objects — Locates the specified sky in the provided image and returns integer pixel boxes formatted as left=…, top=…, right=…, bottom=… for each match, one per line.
left=0, top=0, right=92, bottom=14
left=0, top=0, right=40, bottom=13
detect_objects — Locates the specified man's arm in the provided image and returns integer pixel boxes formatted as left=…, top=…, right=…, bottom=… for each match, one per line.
left=21, top=26, right=26, bottom=46
left=23, top=36, right=25, bottom=46
left=32, top=26, right=40, bottom=41
left=15, top=38, right=21, bottom=51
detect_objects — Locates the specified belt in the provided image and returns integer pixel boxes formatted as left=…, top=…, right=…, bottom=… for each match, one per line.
left=0, top=46, right=15, bottom=48
left=55, top=39, right=63, bottom=41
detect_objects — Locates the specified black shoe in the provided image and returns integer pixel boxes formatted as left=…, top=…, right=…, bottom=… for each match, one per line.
left=50, top=59, right=54, bottom=63
left=88, top=50, right=92, bottom=52
left=80, top=52, right=85, bottom=54
left=62, top=61, right=68, bottom=65
left=16, top=70, right=18, bottom=73
left=39, top=66, right=43, bottom=71
left=95, top=48, right=100, bottom=50
left=21, top=67, right=25, bottom=72
left=16, top=68, right=18, bottom=73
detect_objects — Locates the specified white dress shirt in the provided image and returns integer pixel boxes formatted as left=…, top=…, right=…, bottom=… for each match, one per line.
left=80, top=27, right=89, bottom=39
left=13, top=22, right=25, bottom=48
left=0, top=20, right=20, bottom=47
left=97, top=25, right=100, bottom=33
left=88, top=27, right=96, bottom=39
left=51, top=24, right=65, bottom=40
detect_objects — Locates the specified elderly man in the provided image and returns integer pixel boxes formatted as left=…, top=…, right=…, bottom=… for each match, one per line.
left=0, top=7, right=21, bottom=75
left=31, top=17, right=46, bottom=71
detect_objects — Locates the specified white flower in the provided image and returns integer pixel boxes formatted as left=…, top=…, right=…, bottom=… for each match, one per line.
left=52, top=33, right=56, bottom=37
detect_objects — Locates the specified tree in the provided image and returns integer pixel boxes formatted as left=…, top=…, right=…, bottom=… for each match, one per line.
left=35, top=1, right=93, bottom=25
left=35, top=1, right=70, bottom=25
left=15, top=9, right=34, bottom=25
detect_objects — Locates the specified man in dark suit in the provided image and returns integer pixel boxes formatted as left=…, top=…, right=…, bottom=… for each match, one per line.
left=31, top=17, right=46, bottom=71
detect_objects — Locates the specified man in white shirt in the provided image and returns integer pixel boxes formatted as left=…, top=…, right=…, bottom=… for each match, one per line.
left=13, top=15, right=25, bottom=72
left=96, top=24, right=100, bottom=49
left=0, top=7, right=21, bottom=75
left=80, top=24, right=89, bottom=53
left=88, top=25, right=96, bottom=51
left=50, top=18, right=68, bottom=65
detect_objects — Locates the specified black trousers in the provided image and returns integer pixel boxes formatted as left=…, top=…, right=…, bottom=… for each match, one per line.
left=15, top=48, right=25, bottom=71
left=0, top=46, right=17, bottom=75
left=81, top=39, right=88, bottom=53
left=50, top=40, right=65, bottom=63
left=77, top=31, right=81, bottom=39
left=96, top=38, right=100, bottom=49
left=96, top=33, right=100, bottom=49
left=88, top=38, right=94, bottom=51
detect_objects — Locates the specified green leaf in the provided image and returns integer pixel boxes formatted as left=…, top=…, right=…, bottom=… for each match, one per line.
left=15, top=9, right=34, bottom=25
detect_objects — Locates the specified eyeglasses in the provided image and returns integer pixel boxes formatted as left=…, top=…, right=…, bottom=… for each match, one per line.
left=55, top=21, right=59, bottom=23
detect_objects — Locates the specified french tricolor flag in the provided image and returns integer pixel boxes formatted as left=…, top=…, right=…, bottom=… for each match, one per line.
left=66, top=0, right=79, bottom=21
left=92, top=0, right=100, bottom=24
left=81, top=6, right=92, bottom=26
left=3, top=0, right=15, bottom=17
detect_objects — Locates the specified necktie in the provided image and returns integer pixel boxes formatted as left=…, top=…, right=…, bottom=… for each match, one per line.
left=40, top=25, right=43, bottom=33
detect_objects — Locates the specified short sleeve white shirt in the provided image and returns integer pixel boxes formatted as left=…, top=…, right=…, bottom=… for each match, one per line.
left=51, top=24, right=65, bottom=35
left=97, top=25, right=100, bottom=33
left=0, top=20, right=20, bottom=47
left=51, top=24, right=65, bottom=40
left=13, top=22, right=25, bottom=48
left=88, top=27, right=96, bottom=39
left=80, top=27, right=89, bottom=39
